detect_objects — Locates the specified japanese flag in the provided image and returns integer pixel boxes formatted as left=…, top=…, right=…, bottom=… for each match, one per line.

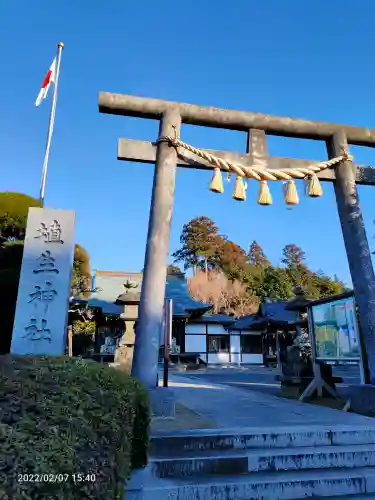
left=35, top=57, right=56, bottom=107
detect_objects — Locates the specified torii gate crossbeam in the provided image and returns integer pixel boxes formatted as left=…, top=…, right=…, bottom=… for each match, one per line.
left=99, top=92, right=375, bottom=388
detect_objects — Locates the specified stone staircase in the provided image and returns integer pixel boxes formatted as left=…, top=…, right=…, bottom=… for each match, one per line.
left=125, top=425, right=375, bottom=499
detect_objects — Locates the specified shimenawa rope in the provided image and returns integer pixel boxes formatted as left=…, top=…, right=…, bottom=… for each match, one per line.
left=157, top=133, right=353, bottom=181
left=156, top=129, right=353, bottom=204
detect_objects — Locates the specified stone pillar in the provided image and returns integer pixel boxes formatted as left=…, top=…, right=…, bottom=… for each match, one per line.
left=327, top=130, right=375, bottom=383
left=131, top=109, right=181, bottom=388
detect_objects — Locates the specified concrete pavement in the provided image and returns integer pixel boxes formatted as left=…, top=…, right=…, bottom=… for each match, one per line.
left=164, top=373, right=374, bottom=428
left=168, top=363, right=361, bottom=399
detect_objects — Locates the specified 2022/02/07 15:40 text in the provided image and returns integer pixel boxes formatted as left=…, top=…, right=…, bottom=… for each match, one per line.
left=17, top=473, right=96, bottom=483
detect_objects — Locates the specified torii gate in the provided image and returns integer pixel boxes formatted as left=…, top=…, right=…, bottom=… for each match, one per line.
left=99, top=92, right=375, bottom=389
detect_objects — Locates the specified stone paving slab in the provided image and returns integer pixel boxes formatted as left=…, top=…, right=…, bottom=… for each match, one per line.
left=166, top=374, right=375, bottom=428
left=150, top=402, right=217, bottom=434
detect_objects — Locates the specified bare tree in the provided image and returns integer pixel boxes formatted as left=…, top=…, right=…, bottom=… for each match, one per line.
left=188, top=270, right=258, bottom=317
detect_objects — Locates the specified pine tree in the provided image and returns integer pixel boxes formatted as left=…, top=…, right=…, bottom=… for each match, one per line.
left=172, top=216, right=221, bottom=273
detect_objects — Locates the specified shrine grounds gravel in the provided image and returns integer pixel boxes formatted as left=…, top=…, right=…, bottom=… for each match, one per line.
left=0, top=356, right=150, bottom=500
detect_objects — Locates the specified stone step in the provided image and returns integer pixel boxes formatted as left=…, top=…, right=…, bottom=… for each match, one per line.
left=149, top=444, right=375, bottom=478
left=125, top=467, right=375, bottom=500
left=151, top=425, right=375, bottom=456
left=296, top=496, right=375, bottom=499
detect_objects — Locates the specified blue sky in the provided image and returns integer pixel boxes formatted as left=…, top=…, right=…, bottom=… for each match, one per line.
left=1, top=1, right=375, bottom=286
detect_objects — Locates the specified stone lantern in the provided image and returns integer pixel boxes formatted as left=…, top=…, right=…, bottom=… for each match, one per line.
left=113, top=284, right=141, bottom=370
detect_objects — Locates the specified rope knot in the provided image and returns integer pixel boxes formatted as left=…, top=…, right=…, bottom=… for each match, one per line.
left=156, top=135, right=179, bottom=147
left=157, top=126, right=180, bottom=148
left=341, top=146, right=354, bottom=162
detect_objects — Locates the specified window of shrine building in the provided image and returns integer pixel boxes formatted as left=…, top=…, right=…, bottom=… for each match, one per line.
left=207, top=335, right=229, bottom=353
left=241, top=335, right=262, bottom=354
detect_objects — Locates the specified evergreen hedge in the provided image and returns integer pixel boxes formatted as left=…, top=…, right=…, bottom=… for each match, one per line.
left=0, top=356, right=150, bottom=499
left=0, top=192, right=42, bottom=239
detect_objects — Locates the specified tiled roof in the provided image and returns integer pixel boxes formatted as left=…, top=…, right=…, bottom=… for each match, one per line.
left=165, top=276, right=212, bottom=317
left=89, top=271, right=211, bottom=317
left=261, top=300, right=299, bottom=324
left=87, top=298, right=123, bottom=316
left=88, top=271, right=143, bottom=315
left=189, top=313, right=236, bottom=325
left=230, top=314, right=268, bottom=331
left=94, top=270, right=143, bottom=278
left=228, top=301, right=300, bottom=331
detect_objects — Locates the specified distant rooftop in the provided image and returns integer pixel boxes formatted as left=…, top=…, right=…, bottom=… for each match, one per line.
left=89, top=270, right=212, bottom=318
left=261, top=300, right=300, bottom=324
left=94, top=270, right=143, bottom=278
left=230, top=314, right=267, bottom=331
left=81, top=270, right=305, bottom=330
left=189, top=313, right=236, bottom=325
left=88, top=271, right=142, bottom=316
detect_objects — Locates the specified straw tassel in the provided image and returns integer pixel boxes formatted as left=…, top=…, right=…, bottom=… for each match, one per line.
left=257, top=180, right=272, bottom=205
left=209, top=167, right=224, bottom=193
left=305, top=173, right=323, bottom=197
left=232, top=176, right=246, bottom=201
left=283, top=180, right=299, bottom=205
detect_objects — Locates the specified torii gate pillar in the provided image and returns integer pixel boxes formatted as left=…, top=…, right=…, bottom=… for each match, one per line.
left=328, top=131, right=375, bottom=383
left=131, top=109, right=181, bottom=388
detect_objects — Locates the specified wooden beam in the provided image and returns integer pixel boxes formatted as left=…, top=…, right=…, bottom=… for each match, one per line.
left=100, top=92, right=375, bottom=146
left=117, top=138, right=375, bottom=185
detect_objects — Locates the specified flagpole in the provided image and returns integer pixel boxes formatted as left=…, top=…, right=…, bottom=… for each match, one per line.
left=39, top=42, right=64, bottom=206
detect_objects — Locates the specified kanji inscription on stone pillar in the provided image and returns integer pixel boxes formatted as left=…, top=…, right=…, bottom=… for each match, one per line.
left=11, top=208, right=76, bottom=356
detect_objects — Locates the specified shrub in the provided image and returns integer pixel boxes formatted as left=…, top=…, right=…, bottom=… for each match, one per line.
left=0, top=356, right=150, bottom=500
left=0, top=242, right=24, bottom=353
left=0, top=192, right=42, bottom=241
left=125, top=377, right=150, bottom=469
left=0, top=266, right=21, bottom=354
left=0, top=240, right=24, bottom=268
